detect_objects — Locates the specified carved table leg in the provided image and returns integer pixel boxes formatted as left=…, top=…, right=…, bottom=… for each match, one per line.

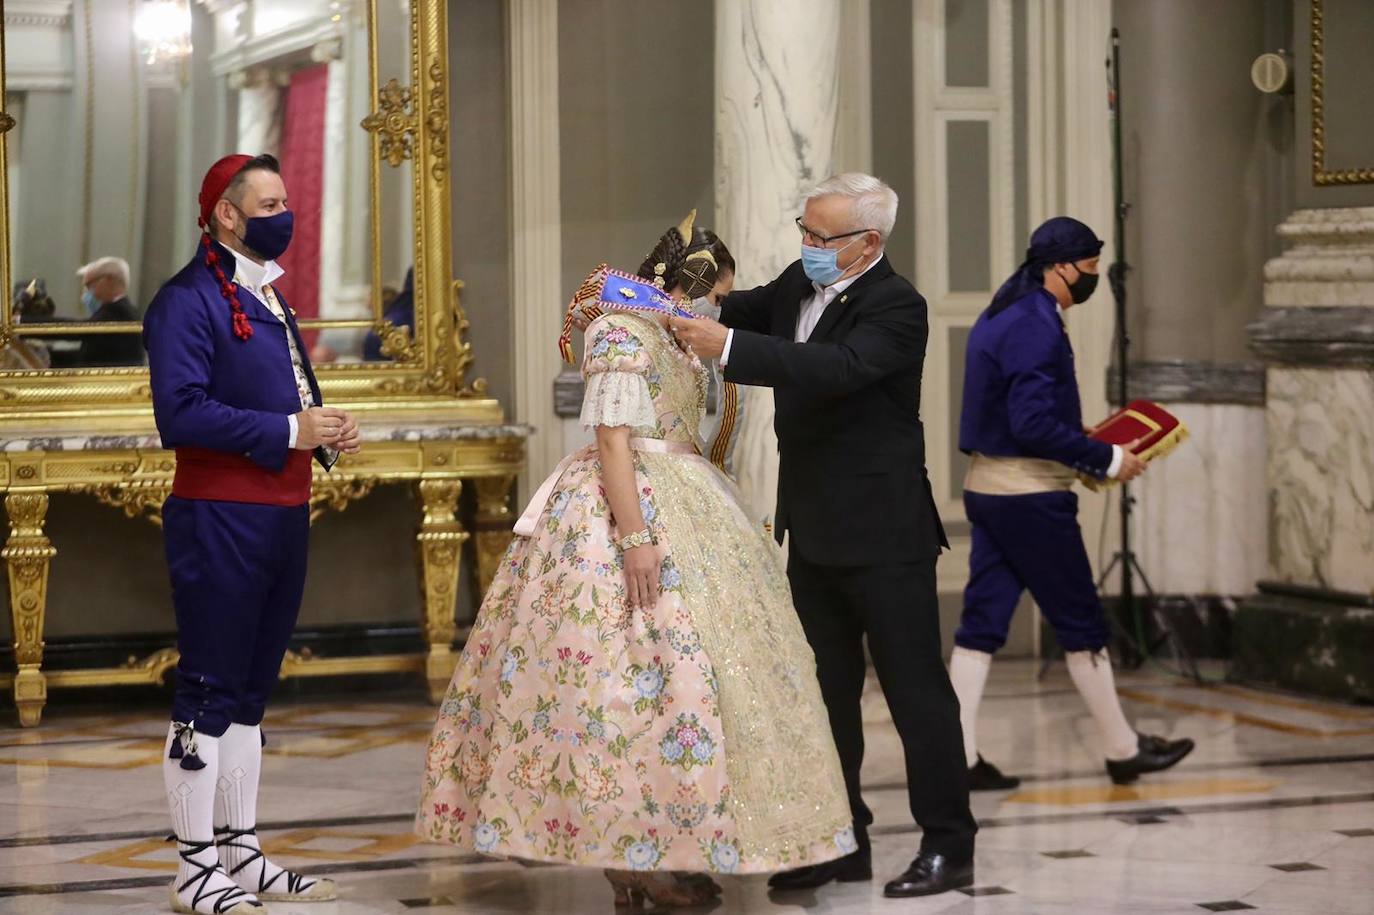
left=416, top=479, right=469, bottom=703
left=4, top=493, right=56, bottom=727
left=473, top=475, right=516, bottom=597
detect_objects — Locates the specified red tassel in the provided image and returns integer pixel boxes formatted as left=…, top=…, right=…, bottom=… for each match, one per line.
left=232, top=310, right=253, bottom=341
left=201, top=231, right=252, bottom=342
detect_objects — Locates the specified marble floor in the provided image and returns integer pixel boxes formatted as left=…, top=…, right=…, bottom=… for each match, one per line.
left=2, top=660, right=1372, bottom=914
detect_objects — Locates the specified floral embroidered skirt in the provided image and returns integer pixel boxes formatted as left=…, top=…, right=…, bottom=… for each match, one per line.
left=415, top=447, right=854, bottom=874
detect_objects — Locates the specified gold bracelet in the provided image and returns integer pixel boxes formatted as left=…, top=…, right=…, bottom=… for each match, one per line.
left=616, top=528, right=654, bottom=551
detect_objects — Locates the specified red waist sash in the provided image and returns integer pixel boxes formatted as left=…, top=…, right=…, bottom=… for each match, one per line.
left=172, top=447, right=313, bottom=506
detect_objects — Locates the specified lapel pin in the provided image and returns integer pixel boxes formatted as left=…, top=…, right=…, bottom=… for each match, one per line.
left=840, top=295, right=848, bottom=303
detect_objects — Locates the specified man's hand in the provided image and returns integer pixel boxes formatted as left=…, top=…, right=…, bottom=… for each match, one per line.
left=669, top=314, right=728, bottom=361
left=1116, top=437, right=1147, bottom=482
left=294, top=406, right=348, bottom=450
left=333, top=410, right=362, bottom=454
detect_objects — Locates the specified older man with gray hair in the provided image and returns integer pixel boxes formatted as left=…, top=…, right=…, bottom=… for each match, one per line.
left=672, top=172, right=976, bottom=898
left=76, top=255, right=143, bottom=365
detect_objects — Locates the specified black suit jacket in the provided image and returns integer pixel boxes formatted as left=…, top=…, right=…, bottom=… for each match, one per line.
left=79, top=297, right=144, bottom=366
left=720, top=257, right=947, bottom=567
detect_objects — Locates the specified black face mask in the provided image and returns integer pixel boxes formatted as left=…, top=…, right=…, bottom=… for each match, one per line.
left=1063, top=265, right=1099, bottom=304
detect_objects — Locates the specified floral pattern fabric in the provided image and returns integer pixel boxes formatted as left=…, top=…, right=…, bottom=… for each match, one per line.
left=416, top=313, right=853, bottom=873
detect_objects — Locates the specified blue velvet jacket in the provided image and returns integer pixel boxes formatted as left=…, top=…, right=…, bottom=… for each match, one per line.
left=143, top=240, right=324, bottom=473
left=958, top=287, right=1113, bottom=479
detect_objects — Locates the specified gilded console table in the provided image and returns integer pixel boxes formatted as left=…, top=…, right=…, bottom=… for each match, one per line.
left=0, top=414, right=527, bottom=727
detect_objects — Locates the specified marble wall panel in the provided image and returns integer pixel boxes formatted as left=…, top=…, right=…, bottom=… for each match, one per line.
left=1265, top=367, right=1374, bottom=592
left=1133, top=403, right=1268, bottom=597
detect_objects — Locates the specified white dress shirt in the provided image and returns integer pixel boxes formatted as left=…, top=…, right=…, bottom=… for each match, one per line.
left=721, top=252, right=884, bottom=364
left=228, top=250, right=313, bottom=449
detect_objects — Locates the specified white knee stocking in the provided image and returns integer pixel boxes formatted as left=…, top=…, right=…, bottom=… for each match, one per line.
left=1065, top=649, right=1139, bottom=761
left=949, top=647, right=993, bottom=768
left=215, top=723, right=335, bottom=902
left=164, top=723, right=261, bottom=913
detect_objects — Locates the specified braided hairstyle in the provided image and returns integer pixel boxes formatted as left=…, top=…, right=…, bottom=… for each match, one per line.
left=198, top=153, right=281, bottom=341
left=637, top=225, right=735, bottom=299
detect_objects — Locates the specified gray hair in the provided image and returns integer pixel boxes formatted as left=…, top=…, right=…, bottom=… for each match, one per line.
left=77, top=256, right=130, bottom=291
left=804, top=173, right=899, bottom=241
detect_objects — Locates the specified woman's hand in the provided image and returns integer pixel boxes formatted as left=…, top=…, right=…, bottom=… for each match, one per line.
left=622, top=543, right=662, bottom=611
left=595, top=423, right=658, bottom=611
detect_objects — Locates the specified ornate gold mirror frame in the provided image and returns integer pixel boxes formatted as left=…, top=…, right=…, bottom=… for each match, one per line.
left=0, top=1, right=528, bottom=727
left=1310, top=0, right=1374, bottom=186
left=0, top=0, right=494, bottom=426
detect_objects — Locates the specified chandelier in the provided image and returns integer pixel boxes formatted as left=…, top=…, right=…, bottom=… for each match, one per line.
left=132, top=0, right=193, bottom=67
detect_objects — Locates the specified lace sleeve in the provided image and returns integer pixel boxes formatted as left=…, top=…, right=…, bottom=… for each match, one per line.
left=580, top=371, right=657, bottom=430
left=580, top=317, right=658, bottom=431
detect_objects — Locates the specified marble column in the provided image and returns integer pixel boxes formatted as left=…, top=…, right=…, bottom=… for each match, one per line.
left=1234, top=207, right=1374, bottom=700
left=1250, top=208, right=1374, bottom=592
left=715, top=0, right=842, bottom=525
left=235, top=67, right=284, bottom=157
left=509, top=0, right=564, bottom=493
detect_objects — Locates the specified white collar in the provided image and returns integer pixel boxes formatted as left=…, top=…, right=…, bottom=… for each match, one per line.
left=228, top=248, right=284, bottom=297
left=813, top=250, right=884, bottom=299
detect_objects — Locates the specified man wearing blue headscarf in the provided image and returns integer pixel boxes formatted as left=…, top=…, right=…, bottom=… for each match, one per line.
left=951, top=217, right=1193, bottom=791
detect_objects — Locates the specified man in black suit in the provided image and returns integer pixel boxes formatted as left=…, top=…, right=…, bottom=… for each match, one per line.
left=671, top=173, right=977, bottom=898
left=76, top=256, right=144, bottom=366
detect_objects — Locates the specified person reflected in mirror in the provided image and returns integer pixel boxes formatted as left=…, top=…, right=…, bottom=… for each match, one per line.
left=143, top=152, right=353, bottom=914
left=75, top=256, right=144, bottom=366
left=362, top=267, right=412, bottom=361
left=2, top=278, right=56, bottom=369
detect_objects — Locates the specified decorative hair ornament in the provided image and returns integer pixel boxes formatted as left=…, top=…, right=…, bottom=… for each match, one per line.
left=676, top=208, right=697, bottom=245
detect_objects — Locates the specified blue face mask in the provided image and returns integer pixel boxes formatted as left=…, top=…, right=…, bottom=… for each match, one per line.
left=81, top=288, right=99, bottom=316
left=800, top=235, right=863, bottom=286
left=236, top=206, right=294, bottom=260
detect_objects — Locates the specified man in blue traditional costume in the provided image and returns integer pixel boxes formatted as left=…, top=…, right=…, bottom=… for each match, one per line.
left=950, top=216, right=1194, bottom=792
left=144, top=153, right=359, bottom=913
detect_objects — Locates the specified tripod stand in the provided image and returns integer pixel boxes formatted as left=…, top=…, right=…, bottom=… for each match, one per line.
left=1098, top=27, right=1201, bottom=683
left=1040, top=28, right=1202, bottom=684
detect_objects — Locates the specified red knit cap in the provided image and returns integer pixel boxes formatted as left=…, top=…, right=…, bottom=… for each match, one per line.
left=197, top=153, right=255, bottom=340
left=198, top=153, right=253, bottom=229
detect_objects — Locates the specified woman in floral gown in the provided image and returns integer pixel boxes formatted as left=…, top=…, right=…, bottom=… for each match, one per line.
left=416, top=218, right=853, bottom=906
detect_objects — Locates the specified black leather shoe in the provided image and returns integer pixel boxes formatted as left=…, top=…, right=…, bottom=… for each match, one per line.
left=883, top=851, right=975, bottom=898
left=767, top=849, right=871, bottom=890
left=968, top=754, right=1020, bottom=791
left=1105, top=733, right=1195, bottom=785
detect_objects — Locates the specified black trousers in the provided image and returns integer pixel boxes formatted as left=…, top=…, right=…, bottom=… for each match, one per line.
left=788, top=546, right=977, bottom=860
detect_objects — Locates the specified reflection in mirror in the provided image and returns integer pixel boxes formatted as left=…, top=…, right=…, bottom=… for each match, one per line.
left=1, top=0, right=414, bottom=371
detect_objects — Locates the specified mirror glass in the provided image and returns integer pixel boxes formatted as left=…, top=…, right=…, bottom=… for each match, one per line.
left=1, top=0, right=415, bottom=370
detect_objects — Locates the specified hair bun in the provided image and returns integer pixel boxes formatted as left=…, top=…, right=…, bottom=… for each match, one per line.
left=677, top=250, right=719, bottom=299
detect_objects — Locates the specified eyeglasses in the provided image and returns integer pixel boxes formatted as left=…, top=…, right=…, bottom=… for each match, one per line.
left=795, top=217, right=874, bottom=246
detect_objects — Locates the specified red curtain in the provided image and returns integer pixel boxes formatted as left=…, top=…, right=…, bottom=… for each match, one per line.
left=275, top=63, right=328, bottom=347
